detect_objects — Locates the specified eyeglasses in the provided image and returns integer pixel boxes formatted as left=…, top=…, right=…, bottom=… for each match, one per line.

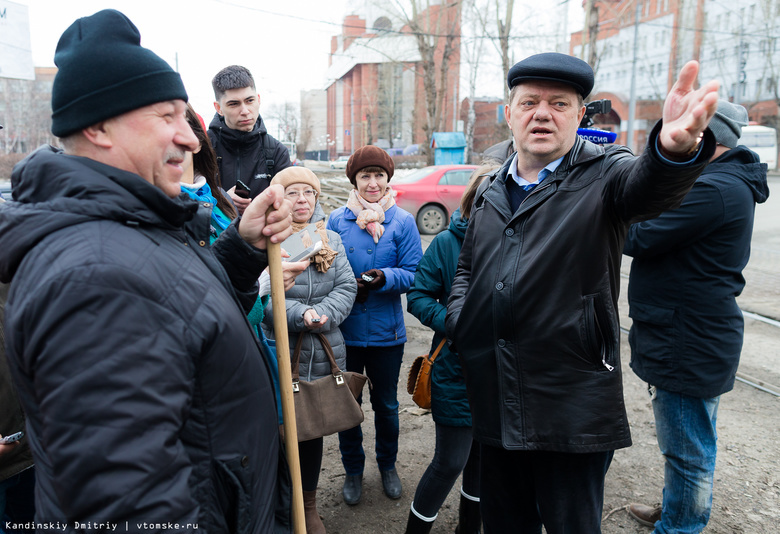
left=285, top=189, right=317, bottom=199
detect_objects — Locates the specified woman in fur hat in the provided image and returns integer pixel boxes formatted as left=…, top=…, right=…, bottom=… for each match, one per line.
left=326, top=146, right=423, bottom=506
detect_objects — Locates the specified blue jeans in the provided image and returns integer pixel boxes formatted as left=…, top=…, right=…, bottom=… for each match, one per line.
left=480, top=445, right=613, bottom=534
left=338, top=344, right=404, bottom=474
left=651, top=386, right=720, bottom=534
left=411, top=423, right=480, bottom=519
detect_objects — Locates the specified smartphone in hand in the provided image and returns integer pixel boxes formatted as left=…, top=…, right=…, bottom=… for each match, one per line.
left=235, top=179, right=251, bottom=198
left=361, top=273, right=375, bottom=283
left=281, top=224, right=323, bottom=262
left=0, top=431, right=24, bottom=444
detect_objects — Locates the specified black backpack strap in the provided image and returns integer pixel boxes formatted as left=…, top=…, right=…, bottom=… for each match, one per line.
left=262, top=133, right=275, bottom=179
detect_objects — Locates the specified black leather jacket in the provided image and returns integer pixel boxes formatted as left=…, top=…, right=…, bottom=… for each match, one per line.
left=446, top=123, right=715, bottom=452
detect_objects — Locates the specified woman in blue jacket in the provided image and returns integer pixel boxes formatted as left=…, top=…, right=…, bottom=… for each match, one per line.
left=327, top=145, right=423, bottom=506
left=404, top=165, right=494, bottom=534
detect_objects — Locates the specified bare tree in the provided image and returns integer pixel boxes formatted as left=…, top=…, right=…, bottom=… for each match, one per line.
left=375, top=62, right=404, bottom=147
left=267, top=102, right=299, bottom=144
left=494, top=0, right=514, bottom=104
left=461, top=0, right=487, bottom=162
left=298, top=100, right=314, bottom=159
left=391, top=0, right=463, bottom=164
left=1, top=74, right=56, bottom=155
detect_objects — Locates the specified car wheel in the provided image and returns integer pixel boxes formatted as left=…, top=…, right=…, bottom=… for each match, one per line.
left=416, top=204, right=447, bottom=235
left=330, top=164, right=335, bottom=169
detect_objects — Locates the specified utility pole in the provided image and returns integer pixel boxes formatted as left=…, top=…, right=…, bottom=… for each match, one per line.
left=581, top=0, right=592, bottom=59
left=627, top=0, right=642, bottom=153
left=735, top=23, right=745, bottom=104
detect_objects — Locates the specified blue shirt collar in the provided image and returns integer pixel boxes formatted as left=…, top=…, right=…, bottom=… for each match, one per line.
left=507, top=154, right=564, bottom=188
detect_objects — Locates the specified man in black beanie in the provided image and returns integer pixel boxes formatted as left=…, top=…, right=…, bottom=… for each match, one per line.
left=0, top=9, right=293, bottom=533
left=624, top=100, right=769, bottom=532
left=443, top=52, right=720, bottom=534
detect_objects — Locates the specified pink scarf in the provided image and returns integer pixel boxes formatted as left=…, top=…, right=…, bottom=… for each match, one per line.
left=347, top=187, right=396, bottom=243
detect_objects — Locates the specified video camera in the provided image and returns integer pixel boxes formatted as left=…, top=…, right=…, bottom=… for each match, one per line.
left=577, top=99, right=616, bottom=145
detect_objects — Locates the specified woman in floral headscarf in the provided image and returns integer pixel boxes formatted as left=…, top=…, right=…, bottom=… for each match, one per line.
left=326, top=145, right=423, bottom=507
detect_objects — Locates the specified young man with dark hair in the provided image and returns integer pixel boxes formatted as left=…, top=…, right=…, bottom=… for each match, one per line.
left=209, top=65, right=291, bottom=214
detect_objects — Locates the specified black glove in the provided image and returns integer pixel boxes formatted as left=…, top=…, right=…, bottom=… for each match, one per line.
left=361, top=269, right=386, bottom=291
left=355, top=278, right=370, bottom=303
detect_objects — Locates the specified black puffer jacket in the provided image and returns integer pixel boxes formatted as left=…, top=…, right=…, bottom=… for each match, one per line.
left=0, top=282, right=34, bottom=484
left=208, top=114, right=291, bottom=198
left=625, top=145, right=769, bottom=398
left=0, top=146, right=290, bottom=533
left=446, top=123, right=715, bottom=453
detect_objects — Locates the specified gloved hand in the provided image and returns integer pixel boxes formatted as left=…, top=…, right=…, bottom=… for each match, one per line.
left=361, top=269, right=386, bottom=291
left=355, top=278, right=370, bottom=303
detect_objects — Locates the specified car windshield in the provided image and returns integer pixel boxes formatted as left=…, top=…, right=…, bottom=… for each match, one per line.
left=392, top=167, right=435, bottom=184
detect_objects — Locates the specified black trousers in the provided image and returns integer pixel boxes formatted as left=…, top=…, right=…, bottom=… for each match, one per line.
left=299, top=437, right=323, bottom=492
left=480, top=444, right=614, bottom=534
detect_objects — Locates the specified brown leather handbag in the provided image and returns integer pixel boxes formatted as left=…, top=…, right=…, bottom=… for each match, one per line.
left=292, top=333, right=368, bottom=442
left=406, top=337, right=447, bottom=409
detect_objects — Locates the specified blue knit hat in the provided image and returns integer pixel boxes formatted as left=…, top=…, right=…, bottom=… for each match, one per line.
left=507, top=53, right=594, bottom=98
left=51, top=9, right=188, bottom=137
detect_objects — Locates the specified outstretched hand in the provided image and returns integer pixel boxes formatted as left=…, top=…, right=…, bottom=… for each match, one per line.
left=659, top=61, right=720, bottom=158
left=238, top=184, right=293, bottom=249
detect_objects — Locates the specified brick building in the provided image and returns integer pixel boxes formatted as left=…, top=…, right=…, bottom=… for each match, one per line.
left=325, top=3, right=461, bottom=159
left=570, top=0, right=780, bottom=151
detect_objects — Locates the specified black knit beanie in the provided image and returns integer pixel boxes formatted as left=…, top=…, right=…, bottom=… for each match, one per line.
left=51, top=9, right=188, bottom=138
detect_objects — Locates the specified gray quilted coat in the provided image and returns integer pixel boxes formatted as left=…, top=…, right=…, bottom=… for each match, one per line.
left=262, top=207, right=357, bottom=381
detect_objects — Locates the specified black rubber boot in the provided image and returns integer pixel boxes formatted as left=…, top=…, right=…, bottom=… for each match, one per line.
left=342, top=474, right=362, bottom=505
left=404, top=508, right=434, bottom=534
left=454, top=494, right=482, bottom=534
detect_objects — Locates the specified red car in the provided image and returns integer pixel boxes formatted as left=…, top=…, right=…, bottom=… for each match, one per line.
left=392, top=165, right=477, bottom=234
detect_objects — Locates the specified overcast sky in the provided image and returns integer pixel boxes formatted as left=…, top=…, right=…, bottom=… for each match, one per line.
left=16, top=0, right=584, bottom=136
left=20, top=0, right=351, bottom=131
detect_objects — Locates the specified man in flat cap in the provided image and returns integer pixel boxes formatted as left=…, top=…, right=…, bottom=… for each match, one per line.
left=0, top=10, right=293, bottom=532
left=624, top=100, right=768, bottom=532
left=445, top=52, right=720, bottom=533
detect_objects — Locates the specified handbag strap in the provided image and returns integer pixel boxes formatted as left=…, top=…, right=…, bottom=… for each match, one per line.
left=429, top=337, right=447, bottom=364
left=291, top=333, right=343, bottom=380
left=315, top=333, right=343, bottom=377
left=291, top=333, right=305, bottom=382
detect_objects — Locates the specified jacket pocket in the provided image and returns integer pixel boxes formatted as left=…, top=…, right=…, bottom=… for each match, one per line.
left=582, top=294, right=617, bottom=371
left=627, top=300, right=677, bottom=365
left=213, top=457, right=252, bottom=534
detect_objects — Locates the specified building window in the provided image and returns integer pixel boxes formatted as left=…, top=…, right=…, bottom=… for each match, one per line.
left=373, top=16, right=392, bottom=32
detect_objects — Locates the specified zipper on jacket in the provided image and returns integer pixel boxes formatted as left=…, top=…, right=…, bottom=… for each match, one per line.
left=593, top=312, right=614, bottom=371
